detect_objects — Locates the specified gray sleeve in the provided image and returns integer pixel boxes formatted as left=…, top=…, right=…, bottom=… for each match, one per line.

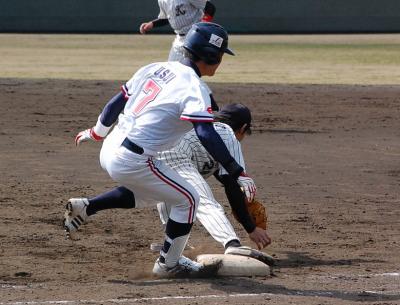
left=189, top=0, right=208, bottom=9
left=158, top=0, right=167, bottom=19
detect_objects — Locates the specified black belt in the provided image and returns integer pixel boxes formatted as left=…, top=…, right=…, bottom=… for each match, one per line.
left=121, top=138, right=144, bottom=155
left=178, top=33, right=186, bottom=36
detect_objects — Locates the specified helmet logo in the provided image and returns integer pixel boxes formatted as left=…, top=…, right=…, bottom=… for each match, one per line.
left=209, top=34, right=223, bottom=48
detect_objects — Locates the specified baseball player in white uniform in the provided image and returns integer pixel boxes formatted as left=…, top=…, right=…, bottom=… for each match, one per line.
left=140, top=0, right=216, bottom=61
left=64, top=104, right=273, bottom=266
left=66, top=22, right=258, bottom=278
left=156, top=104, right=271, bottom=252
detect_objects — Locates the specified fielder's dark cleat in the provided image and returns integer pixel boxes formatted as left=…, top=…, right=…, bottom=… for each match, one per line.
left=225, top=246, right=276, bottom=267
left=194, top=259, right=222, bottom=278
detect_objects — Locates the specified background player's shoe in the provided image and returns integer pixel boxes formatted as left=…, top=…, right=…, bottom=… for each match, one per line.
left=150, top=242, right=195, bottom=252
left=153, top=256, right=203, bottom=278
left=63, top=198, right=89, bottom=239
left=225, top=245, right=276, bottom=266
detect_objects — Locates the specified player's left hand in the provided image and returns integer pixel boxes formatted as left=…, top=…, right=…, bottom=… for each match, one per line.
left=139, top=22, right=153, bottom=34
left=248, top=227, right=271, bottom=250
left=237, top=173, right=257, bottom=202
left=75, top=128, right=103, bottom=146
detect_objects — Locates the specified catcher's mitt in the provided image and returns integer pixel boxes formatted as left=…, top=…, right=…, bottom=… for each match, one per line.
left=234, top=198, right=268, bottom=230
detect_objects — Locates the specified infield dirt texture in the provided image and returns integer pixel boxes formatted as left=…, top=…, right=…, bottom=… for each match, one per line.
left=0, top=34, right=399, bottom=304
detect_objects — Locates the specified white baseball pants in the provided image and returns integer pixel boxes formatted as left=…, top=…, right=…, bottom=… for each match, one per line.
left=99, top=129, right=199, bottom=224
left=157, top=162, right=239, bottom=248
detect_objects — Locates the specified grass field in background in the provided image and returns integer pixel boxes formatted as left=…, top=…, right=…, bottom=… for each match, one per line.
left=0, top=33, right=400, bottom=84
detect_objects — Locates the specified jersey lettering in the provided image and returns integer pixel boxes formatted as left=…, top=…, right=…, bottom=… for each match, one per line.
left=154, top=66, right=177, bottom=84
left=201, top=160, right=215, bottom=175
left=175, top=4, right=186, bottom=16
left=133, top=79, right=162, bottom=115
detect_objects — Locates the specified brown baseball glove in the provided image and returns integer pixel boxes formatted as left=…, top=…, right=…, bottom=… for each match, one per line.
left=233, top=198, right=268, bottom=230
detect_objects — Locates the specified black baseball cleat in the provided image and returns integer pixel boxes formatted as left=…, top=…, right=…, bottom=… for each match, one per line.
left=225, top=246, right=276, bottom=267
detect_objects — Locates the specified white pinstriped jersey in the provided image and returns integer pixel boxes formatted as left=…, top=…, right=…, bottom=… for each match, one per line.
left=158, top=0, right=207, bottom=35
left=158, top=122, right=246, bottom=178
left=117, top=61, right=213, bottom=154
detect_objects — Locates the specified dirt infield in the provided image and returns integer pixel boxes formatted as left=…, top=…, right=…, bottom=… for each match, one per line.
left=0, top=78, right=399, bottom=304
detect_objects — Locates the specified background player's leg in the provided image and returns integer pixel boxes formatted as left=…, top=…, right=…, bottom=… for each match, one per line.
left=168, top=36, right=186, bottom=62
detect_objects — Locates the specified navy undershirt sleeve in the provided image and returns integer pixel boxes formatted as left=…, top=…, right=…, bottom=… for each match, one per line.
left=151, top=19, right=169, bottom=28
left=214, top=172, right=256, bottom=233
left=210, top=94, right=219, bottom=111
left=193, top=122, right=243, bottom=179
left=99, top=92, right=126, bottom=127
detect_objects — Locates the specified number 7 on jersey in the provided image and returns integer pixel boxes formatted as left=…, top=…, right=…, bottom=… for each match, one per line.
left=133, top=79, right=162, bottom=115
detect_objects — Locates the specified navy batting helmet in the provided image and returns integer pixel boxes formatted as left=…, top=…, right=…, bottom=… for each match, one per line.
left=183, top=22, right=234, bottom=65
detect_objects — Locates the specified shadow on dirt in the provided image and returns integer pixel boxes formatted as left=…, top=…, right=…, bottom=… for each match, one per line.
left=210, top=277, right=400, bottom=303
left=113, top=277, right=400, bottom=303
left=276, top=251, right=384, bottom=268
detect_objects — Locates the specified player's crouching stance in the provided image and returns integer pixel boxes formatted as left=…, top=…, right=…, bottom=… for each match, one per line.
left=66, top=104, right=274, bottom=271
left=154, top=104, right=273, bottom=264
left=66, top=22, right=252, bottom=278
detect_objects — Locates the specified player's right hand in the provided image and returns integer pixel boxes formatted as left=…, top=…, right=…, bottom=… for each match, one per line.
left=139, top=22, right=153, bottom=34
left=248, top=227, right=271, bottom=250
left=75, top=128, right=103, bottom=146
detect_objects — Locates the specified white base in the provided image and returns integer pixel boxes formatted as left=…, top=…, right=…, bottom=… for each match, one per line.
left=196, top=254, right=270, bottom=277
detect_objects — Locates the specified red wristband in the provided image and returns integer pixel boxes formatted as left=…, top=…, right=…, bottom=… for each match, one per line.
left=90, top=128, right=104, bottom=141
left=201, top=14, right=213, bottom=22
